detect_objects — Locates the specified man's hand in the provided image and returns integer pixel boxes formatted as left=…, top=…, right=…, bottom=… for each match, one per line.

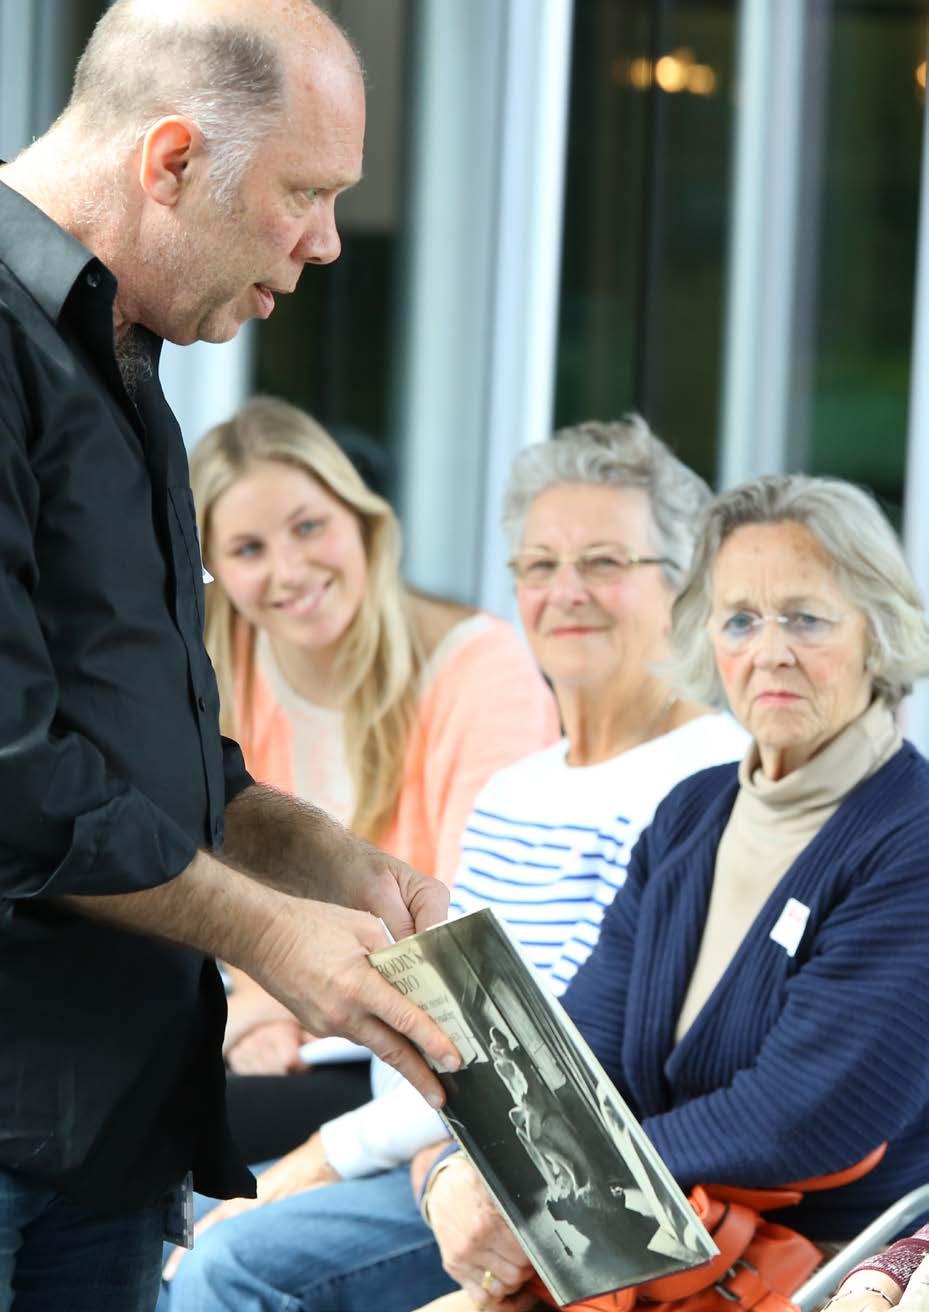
left=62, top=848, right=460, bottom=1107
left=335, top=841, right=451, bottom=941
left=424, top=1155, right=534, bottom=1312
left=249, top=894, right=459, bottom=1106
left=223, top=785, right=450, bottom=937
left=223, top=790, right=456, bottom=1100
left=163, top=1133, right=339, bottom=1281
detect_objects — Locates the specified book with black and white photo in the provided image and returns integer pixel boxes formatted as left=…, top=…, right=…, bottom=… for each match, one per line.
left=370, top=907, right=718, bottom=1308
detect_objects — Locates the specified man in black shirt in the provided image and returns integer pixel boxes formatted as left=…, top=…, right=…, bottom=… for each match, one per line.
left=0, top=2, right=459, bottom=1308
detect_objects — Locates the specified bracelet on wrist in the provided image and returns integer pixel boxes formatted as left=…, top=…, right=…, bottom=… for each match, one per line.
left=822, top=1287, right=898, bottom=1311
left=417, top=1143, right=465, bottom=1227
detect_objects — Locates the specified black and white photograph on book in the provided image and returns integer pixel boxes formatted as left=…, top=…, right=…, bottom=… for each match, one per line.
left=370, top=909, right=718, bottom=1307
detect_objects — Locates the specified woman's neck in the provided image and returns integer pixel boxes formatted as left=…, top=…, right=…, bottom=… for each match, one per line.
left=557, top=676, right=705, bottom=767
left=267, top=633, right=345, bottom=709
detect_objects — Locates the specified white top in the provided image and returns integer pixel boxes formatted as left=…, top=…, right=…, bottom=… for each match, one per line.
left=256, top=629, right=353, bottom=823
left=320, top=712, right=750, bottom=1178
left=256, top=613, right=494, bottom=827
left=450, top=712, right=749, bottom=993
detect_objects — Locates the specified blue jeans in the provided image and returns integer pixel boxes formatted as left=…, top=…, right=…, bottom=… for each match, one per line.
left=0, top=1168, right=165, bottom=1312
left=163, top=1165, right=456, bottom=1312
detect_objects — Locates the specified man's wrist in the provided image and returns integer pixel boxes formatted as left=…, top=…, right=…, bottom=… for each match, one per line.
left=224, top=784, right=353, bottom=900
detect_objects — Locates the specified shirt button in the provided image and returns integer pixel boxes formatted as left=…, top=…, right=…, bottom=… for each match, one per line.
left=85, top=269, right=101, bottom=289
left=197, top=695, right=207, bottom=712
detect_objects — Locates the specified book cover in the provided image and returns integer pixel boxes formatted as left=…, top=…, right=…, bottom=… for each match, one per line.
left=370, top=907, right=718, bottom=1308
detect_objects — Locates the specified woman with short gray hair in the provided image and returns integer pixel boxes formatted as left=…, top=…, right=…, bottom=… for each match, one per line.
left=556, top=472, right=929, bottom=1299
left=668, top=473, right=929, bottom=711
left=503, top=415, right=709, bottom=590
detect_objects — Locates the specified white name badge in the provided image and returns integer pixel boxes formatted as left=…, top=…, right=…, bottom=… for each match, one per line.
left=769, top=897, right=811, bottom=958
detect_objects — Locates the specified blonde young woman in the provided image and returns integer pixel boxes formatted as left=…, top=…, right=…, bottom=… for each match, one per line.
left=189, top=396, right=559, bottom=1154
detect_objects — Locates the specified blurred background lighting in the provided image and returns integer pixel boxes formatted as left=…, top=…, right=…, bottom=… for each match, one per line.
left=628, top=56, right=654, bottom=89
left=655, top=51, right=690, bottom=92
left=688, top=63, right=717, bottom=96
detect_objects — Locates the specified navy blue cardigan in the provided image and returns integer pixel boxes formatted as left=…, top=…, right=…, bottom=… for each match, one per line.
left=563, top=743, right=929, bottom=1240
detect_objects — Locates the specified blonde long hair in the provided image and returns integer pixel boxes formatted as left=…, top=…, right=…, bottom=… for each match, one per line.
left=190, top=396, right=422, bottom=841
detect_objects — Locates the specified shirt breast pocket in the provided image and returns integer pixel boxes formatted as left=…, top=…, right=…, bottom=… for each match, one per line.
left=167, top=484, right=206, bottom=629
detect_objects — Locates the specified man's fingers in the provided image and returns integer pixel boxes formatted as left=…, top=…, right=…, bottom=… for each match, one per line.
left=365, top=855, right=450, bottom=940
left=270, top=903, right=460, bottom=1094
left=397, top=866, right=451, bottom=935
left=361, top=968, right=461, bottom=1077
left=356, top=1013, right=451, bottom=1107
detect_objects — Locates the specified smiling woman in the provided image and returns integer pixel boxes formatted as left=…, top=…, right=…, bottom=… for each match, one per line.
left=186, top=394, right=559, bottom=1160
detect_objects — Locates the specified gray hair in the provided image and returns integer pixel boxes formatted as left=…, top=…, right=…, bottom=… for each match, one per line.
left=65, top=2, right=358, bottom=204
left=501, top=415, right=712, bottom=587
left=668, top=473, right=929, bottom=709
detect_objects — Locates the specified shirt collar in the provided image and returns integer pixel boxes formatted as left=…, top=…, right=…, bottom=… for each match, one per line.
left=0, top=175, right=117, bottom=323
left=737, top=696, right=901, bottom=812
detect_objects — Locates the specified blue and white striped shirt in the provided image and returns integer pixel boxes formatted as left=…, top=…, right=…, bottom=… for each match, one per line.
left=321, top=712, right=747, bottom=1177
left=450, top=713, right=749, bottom=995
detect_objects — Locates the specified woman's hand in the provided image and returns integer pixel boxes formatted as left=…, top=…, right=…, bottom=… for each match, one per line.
left=426, top=1157, right=535, bottom=1311
left=825, top=1273, right=902, bottom=1312
left=222, top=967, right=314, bottom=1075
left=222, top=966, right=305, bottom=1065
left=162, top=1133, right=339, bottom=1281
left=225, top=1017, right=311, bottom=1075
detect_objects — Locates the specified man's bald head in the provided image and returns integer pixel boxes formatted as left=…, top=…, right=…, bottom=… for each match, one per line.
left=65, top=0, right=362, bottom=201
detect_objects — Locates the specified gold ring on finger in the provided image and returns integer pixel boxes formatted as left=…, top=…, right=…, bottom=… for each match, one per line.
left=481, top=1270, right=497, bottom=1294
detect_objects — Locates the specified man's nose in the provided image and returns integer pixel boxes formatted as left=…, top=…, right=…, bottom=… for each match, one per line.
left=295, top=204, right=342, bottom=266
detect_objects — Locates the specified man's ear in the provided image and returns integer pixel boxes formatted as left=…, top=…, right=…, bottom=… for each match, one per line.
left=138, top=116, right=204, bottom=206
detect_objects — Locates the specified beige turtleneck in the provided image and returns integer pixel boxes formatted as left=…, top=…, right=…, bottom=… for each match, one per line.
left=674, top=699, right=902, bottom=1042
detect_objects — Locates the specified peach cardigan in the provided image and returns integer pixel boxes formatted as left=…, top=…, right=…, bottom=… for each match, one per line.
left=232, top=614, right=559, bottom=886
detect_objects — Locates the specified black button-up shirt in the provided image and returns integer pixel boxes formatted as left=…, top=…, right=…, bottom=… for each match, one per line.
left=0, top=179, right=255, bottom=1210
